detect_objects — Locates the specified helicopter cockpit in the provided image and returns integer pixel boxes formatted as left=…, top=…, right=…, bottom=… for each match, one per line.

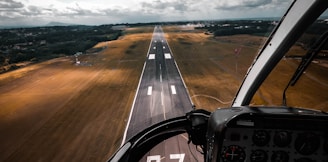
left=108, top=0, right=328, bottom=161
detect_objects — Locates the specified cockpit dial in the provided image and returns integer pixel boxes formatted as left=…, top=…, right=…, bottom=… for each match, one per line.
left=252, top=130, right=270, bottom=146
left=273, top=131, right=292, bottom=147
left=271, top=150, right=289, bottom=162
left=221, top=145, right=246, bottom=162
left=250, top=149, right=268, bottom=162
left=294, top=132, right=320, bottom=155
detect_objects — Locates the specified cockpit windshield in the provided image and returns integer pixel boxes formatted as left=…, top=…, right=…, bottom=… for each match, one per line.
left=251, top=10, right=328, bottom=111
left=1, top=0, right=327, bottom=162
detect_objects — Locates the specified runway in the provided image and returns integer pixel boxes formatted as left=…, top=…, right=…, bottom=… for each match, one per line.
left=124, top=26, right=193, bottom=139
left=122, top=26, right=203, bottom=161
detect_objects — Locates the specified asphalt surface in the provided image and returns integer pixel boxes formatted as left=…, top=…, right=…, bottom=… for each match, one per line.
left=123, top=26, right=203, bottom=161
left=124, top=26, right=193, bottom=139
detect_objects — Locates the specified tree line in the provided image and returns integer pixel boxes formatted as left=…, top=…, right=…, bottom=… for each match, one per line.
left=0, top=25, right=122, bottom=67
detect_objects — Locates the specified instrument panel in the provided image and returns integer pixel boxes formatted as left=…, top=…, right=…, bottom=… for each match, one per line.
left=221, top=128, right=328, bottom=162
left=206, top=106, right=328, bottom=162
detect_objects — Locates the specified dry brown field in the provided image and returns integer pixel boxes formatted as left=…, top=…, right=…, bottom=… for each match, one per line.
left=164, top=26, right=265, bottom=111
left=1, top=25, right=327, bottom=162
left=254, top=55, right=328, bottom=110
left=164, top=26, right=328, bottom=112
left=0, top=29, right=151, bottom=161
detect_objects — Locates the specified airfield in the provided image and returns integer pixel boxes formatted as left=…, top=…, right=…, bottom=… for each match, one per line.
left=0, top=26, right=327, bottom=161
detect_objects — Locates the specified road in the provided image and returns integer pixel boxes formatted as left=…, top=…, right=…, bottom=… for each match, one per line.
left=123, top=26, right=203, bottom=161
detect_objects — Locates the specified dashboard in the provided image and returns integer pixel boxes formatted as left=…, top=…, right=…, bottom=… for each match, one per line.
left=108, top=106, right=328, bottom=162
left=221, top=128, right=327, bottom=162
left=206, top=106, right=328, bottom=162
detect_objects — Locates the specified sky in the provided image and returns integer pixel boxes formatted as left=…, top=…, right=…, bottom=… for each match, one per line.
left=0, top=0, right=293, bottom=26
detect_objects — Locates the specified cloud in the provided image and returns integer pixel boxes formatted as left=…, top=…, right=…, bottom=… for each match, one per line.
left=24, top=5, right=44, bottom=15
left=0, top=0, right=24, bottom=9
left=0, top=0, right=293, bottom=26
left=214, top=0, right=272, bottom=10
left=0, top=0, right=25, bottom=21
left=211, top=0, right=293, bottom=19
left=141, top=0, right=189, bottom=13
left=263, top=0, right=292, bottom=10
left=64, top=3, right=94, bottom=16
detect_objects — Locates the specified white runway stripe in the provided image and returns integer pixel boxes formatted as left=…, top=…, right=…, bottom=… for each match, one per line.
left=147, top=86, right=152, bottom=95
left=171, top=85, right=177, bottom=94
left=164, top=53, right=171, bottom=59
left=148, top=54, right=155, bottom=60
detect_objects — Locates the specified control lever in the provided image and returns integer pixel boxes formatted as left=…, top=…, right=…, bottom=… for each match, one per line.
left=186, top=109, right=210, bottom=149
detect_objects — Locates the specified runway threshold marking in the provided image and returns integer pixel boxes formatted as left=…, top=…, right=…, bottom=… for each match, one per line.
left=147, top=86, right=152, bottom=95
left=171, top=85, right=177, bottom=94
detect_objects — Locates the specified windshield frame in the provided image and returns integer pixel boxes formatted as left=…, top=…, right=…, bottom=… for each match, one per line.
left=232, top=0, right=328, bottom=107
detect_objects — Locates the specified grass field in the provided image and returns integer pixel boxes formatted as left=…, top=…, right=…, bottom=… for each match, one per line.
left=254, top=57, right=328, bottom=110
left=164, top=26, right=263, bottom=111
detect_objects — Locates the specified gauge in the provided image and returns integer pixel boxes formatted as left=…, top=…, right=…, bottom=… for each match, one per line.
left=294, top=132, right=320, bottom=155
left=271, top=150, right=289, bottom=162
left=250, top=149, right=268, bottom=162
left=221, top=145, right=246, bottom=162
left=252, top=130, right=270, bottom=146
left=274, top=131, right=292, bottom=147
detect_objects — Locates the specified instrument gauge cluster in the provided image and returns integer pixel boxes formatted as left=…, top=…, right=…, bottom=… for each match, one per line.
left=207, top=106, right=328, bottom=162
left=220, top=128, right=328, bottom=162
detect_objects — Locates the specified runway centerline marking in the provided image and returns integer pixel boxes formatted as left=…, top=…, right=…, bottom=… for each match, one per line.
left=147, top=86, right=152, bottom=95
left=159, top=64, right=162, bottom=82
left=161, top=91, right=164, bottom=106
left=171, top=85, right=177, bottom=94
left=160, top=83, right=167, bottom=120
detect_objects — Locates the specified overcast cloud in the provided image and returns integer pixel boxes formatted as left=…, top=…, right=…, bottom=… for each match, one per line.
left=0, top=0, right=294, bottom=26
